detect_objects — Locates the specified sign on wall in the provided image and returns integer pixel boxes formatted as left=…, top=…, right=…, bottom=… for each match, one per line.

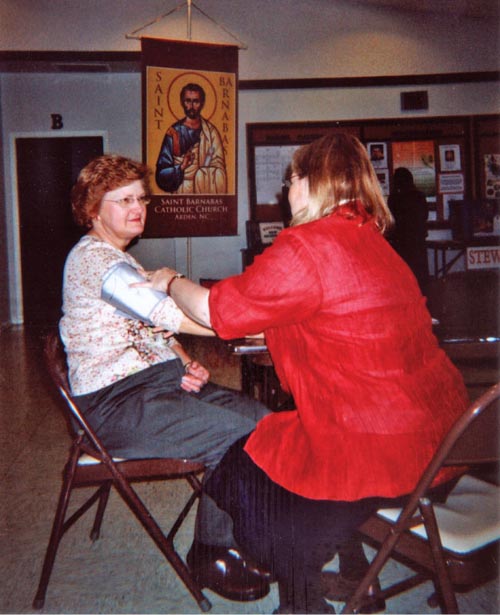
left=467, top=246, right=500, bottom=270
left=141, top=37, right=238, bottom=237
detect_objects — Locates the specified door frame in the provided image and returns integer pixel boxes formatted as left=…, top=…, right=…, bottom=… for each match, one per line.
left=7, top=130, right=109, bottom=324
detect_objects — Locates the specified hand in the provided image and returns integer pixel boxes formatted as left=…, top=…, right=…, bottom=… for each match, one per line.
left=181, top=149, right=194, bottom=171
left=245, top=332, right=265, bottom=340
left=181, top=360, right=210, bottom=394
left=132, top=267, right=178, bottom=293
left=151, top=326, right=175, bottom=339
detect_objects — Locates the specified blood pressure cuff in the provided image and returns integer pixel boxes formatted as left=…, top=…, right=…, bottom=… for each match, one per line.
left=101, top=262, right=166, bottom=326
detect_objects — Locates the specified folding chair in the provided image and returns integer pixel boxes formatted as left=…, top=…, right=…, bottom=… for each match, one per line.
left=343, top=382, right=500, bottom=614
left=33, top=331, right=211, bottom=612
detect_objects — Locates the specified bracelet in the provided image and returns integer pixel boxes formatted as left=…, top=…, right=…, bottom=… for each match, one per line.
left=183, top=361, right=193, bottom=373
left=166, top=272, right=185, bottom=296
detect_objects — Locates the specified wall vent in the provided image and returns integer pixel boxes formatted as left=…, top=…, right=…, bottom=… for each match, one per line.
left=400, top=90, right=429, bottom=111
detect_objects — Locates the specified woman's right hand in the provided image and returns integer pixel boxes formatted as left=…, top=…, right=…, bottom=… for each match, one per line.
left=135, top=267, right=179, bottom=293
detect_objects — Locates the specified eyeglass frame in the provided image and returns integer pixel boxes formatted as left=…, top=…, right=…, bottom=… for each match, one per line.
left=103, top=195, right=151, bottom=208
left=282, top=173, right=300, bottom=189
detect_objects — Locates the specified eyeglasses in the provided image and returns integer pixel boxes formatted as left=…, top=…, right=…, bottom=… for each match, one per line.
left=104, top=195, right=151, bottom=208
left=282, top=174, right=299, bottom=189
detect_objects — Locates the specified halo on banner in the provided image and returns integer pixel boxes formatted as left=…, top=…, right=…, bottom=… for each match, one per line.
left=167, top=71, right=218, bottom=121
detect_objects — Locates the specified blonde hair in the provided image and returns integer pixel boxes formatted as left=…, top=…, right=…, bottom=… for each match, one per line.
left=71, top=154, right=151, bottom=228
left=289, top=133, right=393, bottom=233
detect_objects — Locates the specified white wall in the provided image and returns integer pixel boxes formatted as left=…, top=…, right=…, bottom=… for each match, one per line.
left=1, top=0, right=499, bottom=323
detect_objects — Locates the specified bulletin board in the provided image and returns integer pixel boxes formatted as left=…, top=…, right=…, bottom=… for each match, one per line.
left=247, top=121, right=361, bottom=222
left=247, top=115, right=500, bottom=226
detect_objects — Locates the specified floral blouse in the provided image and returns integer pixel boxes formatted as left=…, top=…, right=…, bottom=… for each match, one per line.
left=60, top=235, right=183, bottom=395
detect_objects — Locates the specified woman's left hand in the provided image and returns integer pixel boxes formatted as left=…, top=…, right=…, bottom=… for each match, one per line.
left=151, top=326, right=175, bottom=339
left=181, top=360, right=210, bottom=393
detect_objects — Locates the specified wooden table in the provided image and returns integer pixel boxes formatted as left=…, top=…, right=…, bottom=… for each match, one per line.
left=426, top=237, right=500, bottom=278
left=227, top=338, right=293, bottom=411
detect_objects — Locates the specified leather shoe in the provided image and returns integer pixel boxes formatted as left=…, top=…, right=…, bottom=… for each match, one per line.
left=187, top=542, right=270, bottom=602
left=237, top=550, right=273, bottom=580
left=321, top=571, right=386, bottom=613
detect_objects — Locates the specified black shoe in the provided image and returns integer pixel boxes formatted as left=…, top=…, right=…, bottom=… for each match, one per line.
left=240, top=550, right=274, bottom=581
left=321, top=571, right=386, bottom=613
left=187, top=542, right=270, bottom=602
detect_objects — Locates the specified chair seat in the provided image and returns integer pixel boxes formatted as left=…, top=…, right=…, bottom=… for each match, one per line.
left=78, top=453, right=125, bottom=465
left=377, top=474, right=500, bottom=554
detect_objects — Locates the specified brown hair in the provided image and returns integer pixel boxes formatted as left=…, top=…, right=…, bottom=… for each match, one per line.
left=71, top=154, right=151, bottom=228
left=290, top=133, right=393, bottom=232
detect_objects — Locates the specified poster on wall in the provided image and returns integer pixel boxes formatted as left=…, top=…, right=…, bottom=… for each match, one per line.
left=439, top=144, right=461, bottom=171
left=439, top=173, right=465, bottom=194
left=375, top=169, right=390, bottom=196
left=484, top=154, right=500, bottom=199
left=367, top=142, right=388, bottom=169
left=255, top=145, right=300, bottom=205
left=141, top=37, right=238, bottom=237
left=392, top=140, right=436, bottom=200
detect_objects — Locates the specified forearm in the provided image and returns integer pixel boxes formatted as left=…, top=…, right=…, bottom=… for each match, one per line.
left=138, top=266, right=212, bottom=330
left=168, top=340, right=192, bottom=367
left=169, top=277, right=212, bottom=329
left=179, top=310, right=215, bottom=336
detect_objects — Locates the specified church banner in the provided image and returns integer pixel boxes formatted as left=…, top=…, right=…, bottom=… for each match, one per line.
left=141, top=37, right=238, bottom=237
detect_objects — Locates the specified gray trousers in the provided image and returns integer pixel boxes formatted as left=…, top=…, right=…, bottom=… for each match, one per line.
left=75, top=359, right=270, bottom=546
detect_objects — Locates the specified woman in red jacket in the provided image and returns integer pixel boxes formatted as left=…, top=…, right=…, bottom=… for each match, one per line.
left=144, top=133, right=468, bottom=613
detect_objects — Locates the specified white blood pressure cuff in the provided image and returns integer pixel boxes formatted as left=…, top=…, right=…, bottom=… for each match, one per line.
left=101, top=262, right=166, bottom=326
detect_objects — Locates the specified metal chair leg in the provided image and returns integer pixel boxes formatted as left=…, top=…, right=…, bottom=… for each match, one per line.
left=113, top=476, right=211, bottom=612
left=420, top=498, right=459, bottom=614
left=32, top=456, right=78, bottom=609
left=90, top=482, right=112, bottom=541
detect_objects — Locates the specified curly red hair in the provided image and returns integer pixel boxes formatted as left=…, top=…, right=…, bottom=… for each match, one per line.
left=71, top=154, right=151, bottom=228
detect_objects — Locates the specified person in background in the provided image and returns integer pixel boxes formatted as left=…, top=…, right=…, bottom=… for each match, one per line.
left=59, top=154, right=271, bottom=603
left=387, top=167, right=430, bottom=294
left=143, top=134, right=469, bottom=613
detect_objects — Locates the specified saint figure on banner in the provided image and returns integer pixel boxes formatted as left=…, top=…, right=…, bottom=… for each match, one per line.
left=155, top=82, right=227, bottom=194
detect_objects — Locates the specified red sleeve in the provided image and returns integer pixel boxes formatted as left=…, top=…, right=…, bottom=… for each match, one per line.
left=209, top=230, right=322, bottom=339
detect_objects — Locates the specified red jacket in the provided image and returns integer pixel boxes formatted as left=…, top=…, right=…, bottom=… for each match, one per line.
left=209, top=206, right=467, bottom=500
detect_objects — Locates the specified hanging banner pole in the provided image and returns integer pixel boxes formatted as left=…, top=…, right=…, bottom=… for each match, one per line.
left=186, top=0, right=193, bottom=279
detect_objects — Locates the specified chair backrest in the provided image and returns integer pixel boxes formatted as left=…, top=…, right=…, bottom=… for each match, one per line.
left=445, top=386, right=500, bottom=467
left=402, top=382, right=500, bottom=521
left=44, top=329, right=71, bottom=392
left=43, top=330, right=116, bottom=462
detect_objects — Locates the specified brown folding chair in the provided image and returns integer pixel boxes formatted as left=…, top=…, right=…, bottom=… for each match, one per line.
left=33, top=331, right=211, bottom=612
left=343, top=382, right=500, bottom=614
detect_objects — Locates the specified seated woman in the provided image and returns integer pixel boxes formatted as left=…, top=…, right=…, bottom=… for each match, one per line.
left=144, top=134, right=469, bottom=614
left=59, top=154, right=271, bottom=602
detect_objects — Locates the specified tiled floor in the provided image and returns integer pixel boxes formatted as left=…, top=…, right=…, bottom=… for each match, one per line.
left=0, top=324, right=498, bottom=614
